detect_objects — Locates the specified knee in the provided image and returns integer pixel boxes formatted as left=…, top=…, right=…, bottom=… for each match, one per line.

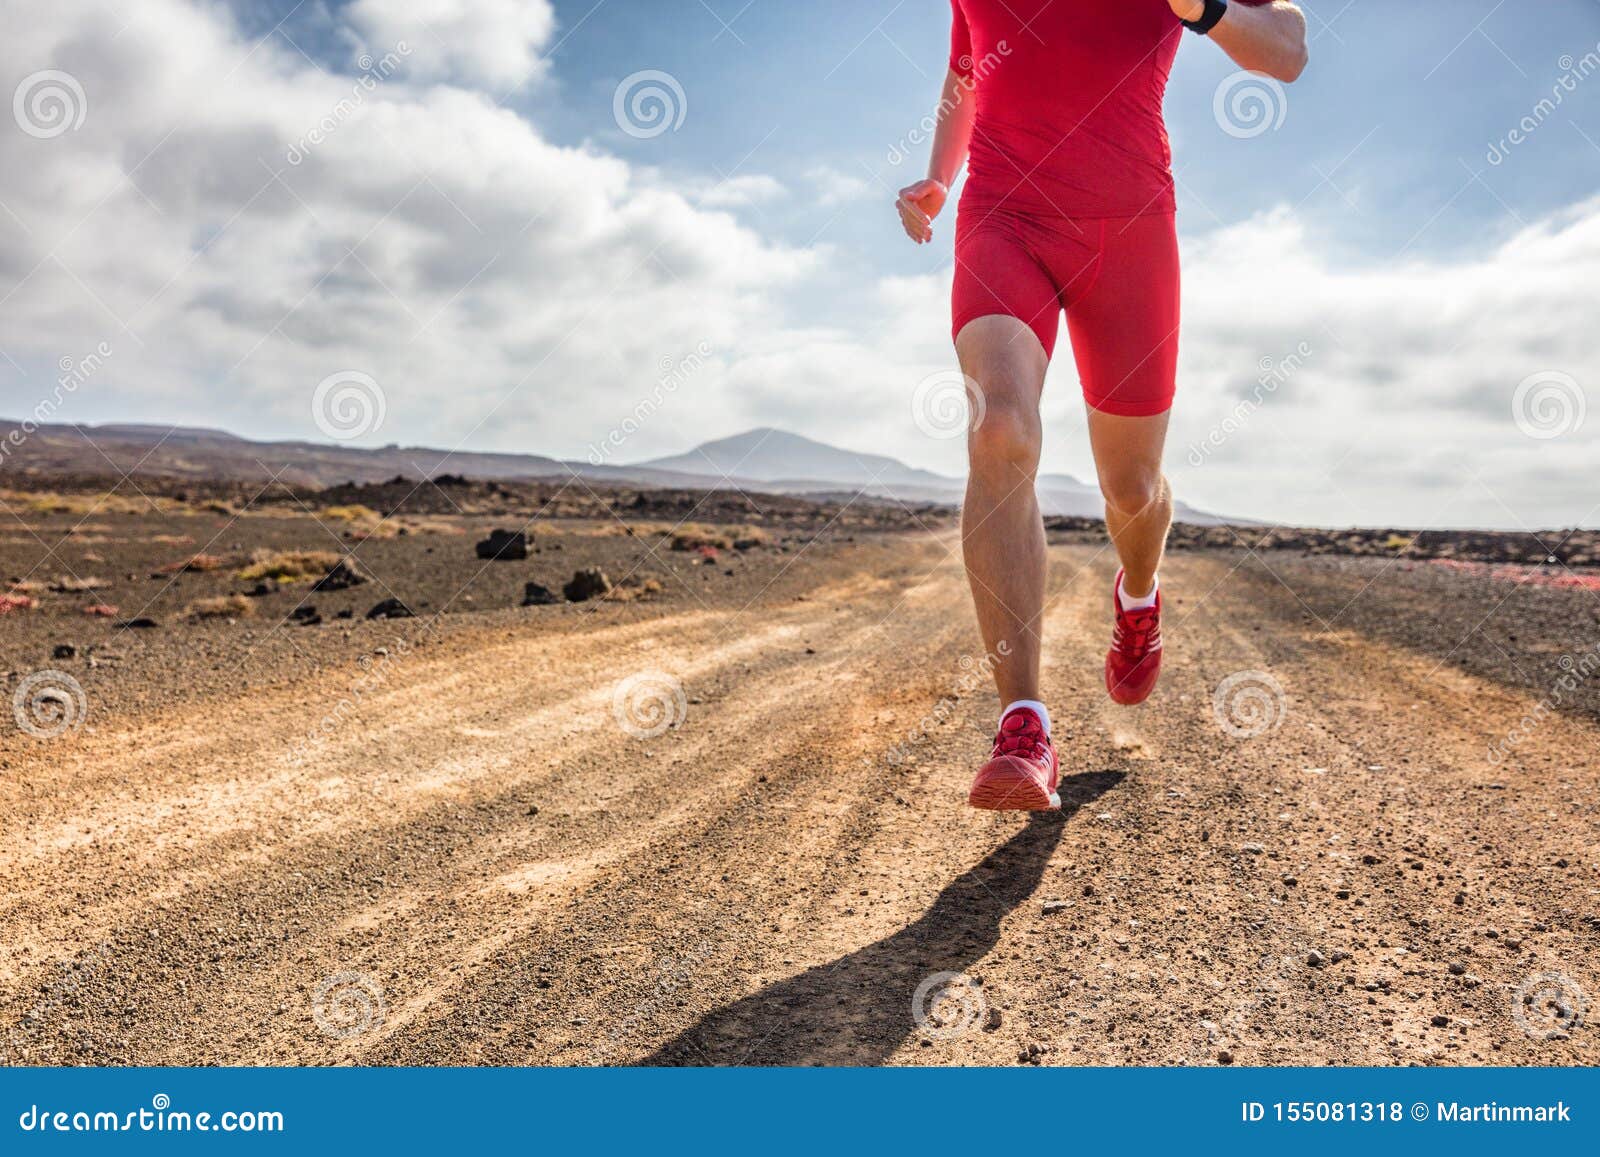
left=1100, top=470, right=1164, bottom=517
left=968, top=388, right=1041, bottom=473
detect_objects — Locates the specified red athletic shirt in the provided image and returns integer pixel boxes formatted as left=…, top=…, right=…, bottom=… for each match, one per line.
left=949, top=0, right=1272, bottom=220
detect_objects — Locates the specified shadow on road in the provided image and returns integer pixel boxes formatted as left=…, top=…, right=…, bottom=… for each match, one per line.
left=640, top=769, right=1124, bottom=1066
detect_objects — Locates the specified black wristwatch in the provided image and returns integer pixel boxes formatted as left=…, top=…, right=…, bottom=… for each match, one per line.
left=1182, top=0, right=1228, bottom=35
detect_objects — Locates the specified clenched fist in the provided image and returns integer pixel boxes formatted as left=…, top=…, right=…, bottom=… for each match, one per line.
left=896, top=179, right=948, bottom=245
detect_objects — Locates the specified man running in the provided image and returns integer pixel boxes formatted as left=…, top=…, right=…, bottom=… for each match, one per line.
left=897, top=0, right=1307, bottom=810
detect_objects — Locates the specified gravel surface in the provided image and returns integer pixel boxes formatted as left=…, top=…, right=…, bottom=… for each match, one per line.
left=3, top=527, right=1595, bottom=1067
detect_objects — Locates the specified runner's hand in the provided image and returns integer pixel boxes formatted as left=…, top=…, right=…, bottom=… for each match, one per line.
left=1166, top=0, right=1206, bottom=20
left=896, top=179, right=948, bottom=245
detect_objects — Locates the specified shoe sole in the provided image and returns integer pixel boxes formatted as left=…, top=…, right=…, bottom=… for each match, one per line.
left=969, top=773, right=1061, bottom=812
left=1105, top=656, right=1160, bottom=706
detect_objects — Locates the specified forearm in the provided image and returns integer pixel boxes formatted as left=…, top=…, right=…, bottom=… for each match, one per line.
left=1183, top=1, right=1308, bottom=82
left=926, top=68, right=976, bottom=187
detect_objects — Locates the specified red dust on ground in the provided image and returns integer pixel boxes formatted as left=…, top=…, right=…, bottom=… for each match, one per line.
left=1429, top=558, right=1600, bottom=591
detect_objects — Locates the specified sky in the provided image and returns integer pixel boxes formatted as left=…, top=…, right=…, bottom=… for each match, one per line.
left=1, top=0, right=1597, bottom=529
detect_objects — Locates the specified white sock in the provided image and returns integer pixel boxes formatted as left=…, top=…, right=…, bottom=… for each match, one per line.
left=1001, top=699, right=1051, bottom=735
left=1117, top=572, right=1159, bottom=611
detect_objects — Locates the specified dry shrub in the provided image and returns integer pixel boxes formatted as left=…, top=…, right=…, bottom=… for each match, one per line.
left=236, top=549, right=343, bottom=582
left=319, top=504, right=382, bottom=523
left=604, top=576, right=665, bottom=603
left=398, top=517, right=465, bottom=537
left=670, top=523, right=732, bottom=551
left=0, top=593, right=37, bottom=614
left=669, top=523, right=767, bottom=552
left=584, top=520, right=702, bottom=541
left=156, top=553, right=228, bottom=574
left=83, top=604, right=120, bottom=617
left=587, top=521, right=641, bottom=538
left=0, top=489, right=174, bottom=516
left=185, top=594, right=255, bottom=621
left=50, top=575, right=109, bottom=592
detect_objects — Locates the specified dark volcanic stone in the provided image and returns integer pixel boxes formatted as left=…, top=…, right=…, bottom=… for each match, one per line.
left=366, top=598, right=414, bottom=620
left=476, top=529, right=529, bottom=561
left=522, top=582, right=563, bottom=607
left=312, top=558, right=369, bottom=592
left=563, top=568, right=611, bottom=602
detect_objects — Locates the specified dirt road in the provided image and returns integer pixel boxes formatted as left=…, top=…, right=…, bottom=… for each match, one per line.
left=3, top=534, right=1596, bottom=1066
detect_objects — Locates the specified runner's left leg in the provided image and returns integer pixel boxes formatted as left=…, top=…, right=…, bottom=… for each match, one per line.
left=1062, top=213, right=1181, bottom=599
left=1088, top=408, right=1172, bottom=598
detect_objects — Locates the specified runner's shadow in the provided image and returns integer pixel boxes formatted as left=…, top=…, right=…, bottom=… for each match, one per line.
left=639, top=769, right=1124, bottom=1066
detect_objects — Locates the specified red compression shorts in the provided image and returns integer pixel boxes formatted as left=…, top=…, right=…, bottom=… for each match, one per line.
left=952, top=210, right=1180, bottom=417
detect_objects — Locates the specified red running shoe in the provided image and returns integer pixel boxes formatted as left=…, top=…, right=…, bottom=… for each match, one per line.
left=1105, top=569, right=1163, bottom=705
left=968, top=707, right=1060, bottom=811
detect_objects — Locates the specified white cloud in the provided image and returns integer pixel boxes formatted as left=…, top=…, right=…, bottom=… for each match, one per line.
left=0, top=0, right=1593, bottom=530
left=0, top=0, right=812, bottom=468
left=746, top=199, right=1599, bottom=528
left=1168, top=202, right=1600, bottom=527
left=346, top=0, right=557, bottom=90
left=806, top=165, right=872, bottom=206
left=695, top=174, right=786, bottom=210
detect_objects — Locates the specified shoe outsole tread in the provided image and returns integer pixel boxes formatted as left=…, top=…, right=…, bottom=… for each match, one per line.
left=968, top=767, right=1061, bottom=812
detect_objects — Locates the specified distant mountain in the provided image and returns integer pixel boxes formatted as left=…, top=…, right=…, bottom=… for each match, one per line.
left=0, top=419, right=696, bottom=491
left=633, top=427, right=1230, bottom=524
left=92, top=423, right=244, bottom=441
left=0, top=417, right=1240, bottom=524
left=635, top=428, right=950, bottom=489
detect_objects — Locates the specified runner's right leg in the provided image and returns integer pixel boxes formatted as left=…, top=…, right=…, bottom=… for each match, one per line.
left=955, top=314, right=1050, bottom=707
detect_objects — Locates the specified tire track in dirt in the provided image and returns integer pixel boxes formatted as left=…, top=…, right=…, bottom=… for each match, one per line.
left=3, top=539, right=1594, bottom=1067
left=1, top=543, right=975, bottom=1062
